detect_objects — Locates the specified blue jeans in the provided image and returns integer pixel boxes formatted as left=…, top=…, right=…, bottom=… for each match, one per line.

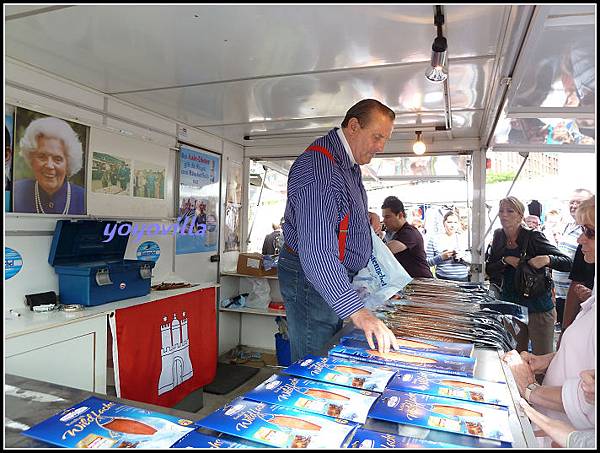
left=278, top=246, right=351, bottom=362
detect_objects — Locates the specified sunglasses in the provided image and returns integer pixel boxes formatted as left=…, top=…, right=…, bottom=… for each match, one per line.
left=581, top=225, right=595, bottom=239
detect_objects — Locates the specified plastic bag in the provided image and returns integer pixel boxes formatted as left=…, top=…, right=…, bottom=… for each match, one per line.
left=244, top=278, right=271, bottom=308
left=352, top=228, right=413, bottom=310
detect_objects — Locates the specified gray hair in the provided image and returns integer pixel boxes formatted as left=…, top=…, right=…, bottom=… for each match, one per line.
left=19, top=116, right=83, bottom=177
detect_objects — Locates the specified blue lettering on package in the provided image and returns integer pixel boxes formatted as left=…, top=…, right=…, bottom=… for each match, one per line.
left=5, top=247, right=23, bottom=280
left=136, top=241, right=161, bottom=262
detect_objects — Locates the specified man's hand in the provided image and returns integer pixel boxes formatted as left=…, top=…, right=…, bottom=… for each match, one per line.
left=368, top=212, right=383, bottom=237
left=528, top=255, right=550, bottom=270
left=349, top=308, right=399, bottom=354
left=520, top=351, right=554, bottom=374
left=580, top=369, right=595, bottom=405
left=518, top=398, right=574, bottom=447
left=501, top=350, right=536, bottom=395
left=573, top=283, right=593, bottom=302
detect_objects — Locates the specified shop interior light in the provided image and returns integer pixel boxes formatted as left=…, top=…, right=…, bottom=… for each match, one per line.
left=413, top=131, right=426, bottom=155
left=425, top=37, right=448, bottom=82
left=425, top=6, right=448, bottom=83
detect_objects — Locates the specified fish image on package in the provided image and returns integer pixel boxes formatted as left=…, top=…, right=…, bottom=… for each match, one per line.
left=22, top=396, right=196, bottom=448
left=368, top=389, right=513, bottom=443
left=284, top=355, right=396, bottom=393
left=329, top=344, right=476, bottom=377
left=197, top=397, right=357, bottom=449
left=386, top=369, right=511, bottom=407
left=241, top=374, right=378, bottom=423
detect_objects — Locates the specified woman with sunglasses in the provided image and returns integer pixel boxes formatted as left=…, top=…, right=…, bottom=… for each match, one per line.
left=502, top=196, right=595, bottom=445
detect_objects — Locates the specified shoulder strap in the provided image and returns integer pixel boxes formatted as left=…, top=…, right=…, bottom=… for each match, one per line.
left=306, top=145, right=350, bottom=262
left=520, top=228, right=532, bottom=260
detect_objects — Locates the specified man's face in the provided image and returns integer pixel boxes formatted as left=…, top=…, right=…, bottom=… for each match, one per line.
left=382, top=208, right=402, bottom=231
left=569, top=192, right=590, bottom=219
left=31, top=136, right=67, bottom=195
left=525, top=217, right=539, bottom=229
left=346, top=113, right=393, bottom=165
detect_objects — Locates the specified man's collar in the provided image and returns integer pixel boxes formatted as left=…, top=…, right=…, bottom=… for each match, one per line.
left=336, top=127, right=357, bottom=166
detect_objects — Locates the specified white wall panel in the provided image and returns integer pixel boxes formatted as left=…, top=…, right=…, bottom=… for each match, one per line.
left=107, top=99, right=177, bottom=137
left=5, top=86, right=104, bottom=130
left=6, top=59, right=106, bottom=110
left=4, top=235, right=59, bottom=311
left=177, top=125, right=222, bottom=155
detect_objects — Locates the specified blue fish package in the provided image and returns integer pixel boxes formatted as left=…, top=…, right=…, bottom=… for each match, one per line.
left=22, top=396, right=195, bottom=448
left=242, top=373, right=379, bottom=424
left=197, top=397, right=357, bottom=448
left=368, top=389, right=513, bottom=443
left=48, top=220, right=155, bottom=306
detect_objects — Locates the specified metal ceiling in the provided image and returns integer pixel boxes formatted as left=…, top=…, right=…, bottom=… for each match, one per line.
left=4, top=4, right=596, bottom=151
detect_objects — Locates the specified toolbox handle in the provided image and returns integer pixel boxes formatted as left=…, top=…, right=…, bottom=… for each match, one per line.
left=95, top=268, right=113, bottom=286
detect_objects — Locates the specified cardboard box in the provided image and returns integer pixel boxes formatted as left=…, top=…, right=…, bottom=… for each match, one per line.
left=236, top=253, right=277, bottom=277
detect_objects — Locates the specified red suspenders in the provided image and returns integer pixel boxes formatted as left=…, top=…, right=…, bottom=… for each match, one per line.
left=306, top=145, right=351, bottom=262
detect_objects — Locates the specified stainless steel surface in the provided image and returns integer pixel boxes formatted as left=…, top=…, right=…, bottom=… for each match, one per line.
left=4, top=374, right=199, bottom=448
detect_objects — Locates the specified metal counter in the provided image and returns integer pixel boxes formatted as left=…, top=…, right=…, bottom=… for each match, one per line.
left=4, top=374, right=197, bottom=448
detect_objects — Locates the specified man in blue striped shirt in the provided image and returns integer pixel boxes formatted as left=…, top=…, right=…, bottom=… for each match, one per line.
left=279, top=99, right=400, bottom=361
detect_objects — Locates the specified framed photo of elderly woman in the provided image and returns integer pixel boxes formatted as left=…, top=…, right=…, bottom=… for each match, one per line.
left=13, top=107, right=89, bottom=215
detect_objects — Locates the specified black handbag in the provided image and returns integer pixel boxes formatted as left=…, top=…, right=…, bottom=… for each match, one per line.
left=513, top=230, right=549, bottom=299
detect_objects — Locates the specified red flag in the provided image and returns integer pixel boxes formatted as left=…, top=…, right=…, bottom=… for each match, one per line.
left=113, top=288, right=217, bottom=407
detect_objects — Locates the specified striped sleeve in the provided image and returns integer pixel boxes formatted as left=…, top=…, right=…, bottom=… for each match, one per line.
left=426, top=236, right=443, bottom=267
left=290, top=182, right=364, bottom=320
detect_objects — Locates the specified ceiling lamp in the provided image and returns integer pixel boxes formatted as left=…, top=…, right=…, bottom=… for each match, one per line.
left=425, top=6, right=448, bottom=83
left=413, top=131, right=426, bottom=155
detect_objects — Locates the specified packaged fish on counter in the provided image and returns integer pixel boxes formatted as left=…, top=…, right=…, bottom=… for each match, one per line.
left=368, top=389, right=513, bottom=443
left=329, top=344, right=476, bottom=377
left=22, top=396, right=196, bottom=448
left=197, top=397, right=358, bottom=449
left=346, top=427, right=468, bottom=449
left=387, top=369, right=511, bottom=407
left=340, top=331, right=475, bottom=357
left=242, top=374, right=379, bottom=424
left=283, top=354, right=397, bottom=393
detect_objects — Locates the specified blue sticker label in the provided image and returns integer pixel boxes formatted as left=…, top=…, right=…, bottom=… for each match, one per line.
left=136, top=241, right=160, bottom=262
left=5, top=247, right=23, bottom=280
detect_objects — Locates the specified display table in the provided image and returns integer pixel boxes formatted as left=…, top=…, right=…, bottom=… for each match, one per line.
left=322, top=323, right=538, bottom=448
left=4, top=374, right=197, bottom=448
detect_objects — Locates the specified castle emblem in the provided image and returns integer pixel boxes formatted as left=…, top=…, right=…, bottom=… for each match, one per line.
left=158, top=311, right=193, bottom=395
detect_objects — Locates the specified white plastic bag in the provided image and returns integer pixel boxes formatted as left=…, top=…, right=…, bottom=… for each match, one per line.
left=352, top=228, right=413, bottom=309
left=244, top=278, right=271, bottom=309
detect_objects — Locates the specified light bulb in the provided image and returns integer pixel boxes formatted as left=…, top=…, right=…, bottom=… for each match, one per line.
left=425, top=64, right=448, bottom=83
left=413, top=140, right=426, bottom=155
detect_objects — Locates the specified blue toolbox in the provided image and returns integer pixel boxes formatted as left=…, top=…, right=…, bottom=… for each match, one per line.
left=48, top=220, right=155, bottom=306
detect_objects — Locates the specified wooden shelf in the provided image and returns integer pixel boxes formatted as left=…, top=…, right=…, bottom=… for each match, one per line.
left=221, top=271, right=278, bottom=280
left=219, top=306, right=286, bottom=317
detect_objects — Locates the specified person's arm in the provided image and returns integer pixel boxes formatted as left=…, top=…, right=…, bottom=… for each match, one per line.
left=485, top=230, right=506, bottom=277
left=528, top=384, right=565, bottom=413
left=518, top=398, right=574, bottom=447
left=562, top=281, right=588, bottom=330
left=561, top=376, right=595, bottom=429
left=387, top=239, right=407, bottom=255
left=425, top=236, right=449, bottom=267
left=529, top=231, right=573, bottom=272
left=368, top=212, right=382, bottom=237
left=292, top=182, right=362, bottom=320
